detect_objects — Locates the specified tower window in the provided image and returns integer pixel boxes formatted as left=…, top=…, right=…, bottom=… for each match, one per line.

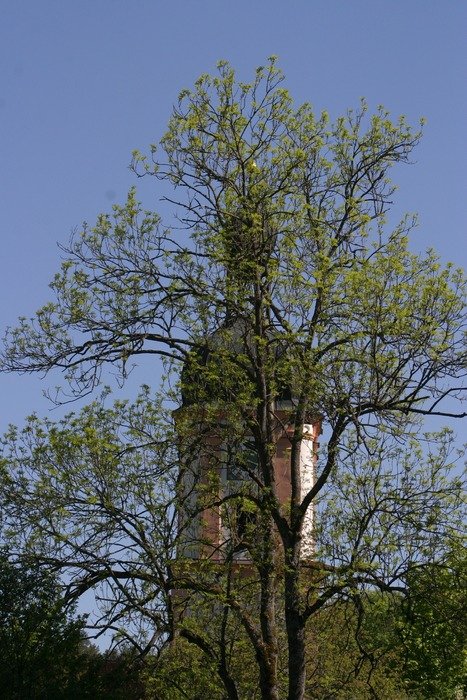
left=226, top=443, right=258, bottom=481
left=224, top=442, right=258, bottom=557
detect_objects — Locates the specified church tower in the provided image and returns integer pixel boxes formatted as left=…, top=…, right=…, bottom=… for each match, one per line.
left=174, top=322, right=321, bottom=566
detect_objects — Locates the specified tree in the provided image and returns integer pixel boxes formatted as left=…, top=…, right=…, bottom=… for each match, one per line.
left=0, top=59, right=465, bottom=700
left=397, top=544, right=467, bottom=698
left=0, top=552, right=85, bottom=698
left=0, top=551, right=150, bottom=699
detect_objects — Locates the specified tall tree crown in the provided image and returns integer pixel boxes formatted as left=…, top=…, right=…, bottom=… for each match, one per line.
left=2, top=59, right=464, bottom=428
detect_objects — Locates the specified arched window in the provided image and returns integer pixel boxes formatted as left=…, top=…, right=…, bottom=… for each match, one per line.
left=224, top=442, right=258, bottom=557
left=226, top=441, right=258, bottom=481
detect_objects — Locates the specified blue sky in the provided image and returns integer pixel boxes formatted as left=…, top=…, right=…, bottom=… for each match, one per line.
left=1, top=0, right=466, bottom=429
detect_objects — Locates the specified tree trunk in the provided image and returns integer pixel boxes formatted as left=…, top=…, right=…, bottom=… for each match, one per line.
left=258, top=658, right=280, bottom=700
left=285, top=559, right=307, bottom=700
left=257, top=524, right=280, bottom=700
left=218, top=668, right=240, bottom=700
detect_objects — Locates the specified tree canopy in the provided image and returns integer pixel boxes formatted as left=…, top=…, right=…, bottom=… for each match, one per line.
left=0, top=59, right=465, bottom=700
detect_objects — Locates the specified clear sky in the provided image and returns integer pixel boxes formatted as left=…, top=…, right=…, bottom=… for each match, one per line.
left=1, top=0, right=466, bottom=429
